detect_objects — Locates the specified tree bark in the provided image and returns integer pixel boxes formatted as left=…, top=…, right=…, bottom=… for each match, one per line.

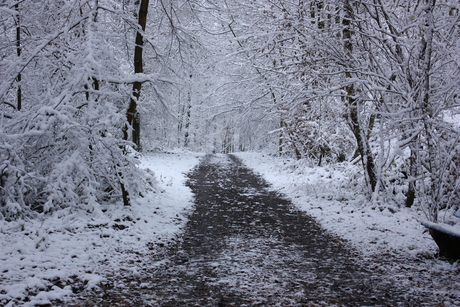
left=405, top=147, right=417, bottom=208
left=124, top=0, right=149, bottom=150
left=343, top=1, right=378, bottom=192
left=184, top=76, right=192, bottom=148
left=420, top=0, right=438, bottom=221
left=15, top=3, right=21, bottom=111
left=121, top=0, right=149, bottom=206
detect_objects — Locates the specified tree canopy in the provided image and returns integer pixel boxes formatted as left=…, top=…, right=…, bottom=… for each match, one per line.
left=1, top=0, right=459, bottom=222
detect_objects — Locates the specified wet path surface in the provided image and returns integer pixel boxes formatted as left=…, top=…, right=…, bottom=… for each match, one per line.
left=68, top=154, right=417, bottom=306
left=139, top=154, right=406, bottom=306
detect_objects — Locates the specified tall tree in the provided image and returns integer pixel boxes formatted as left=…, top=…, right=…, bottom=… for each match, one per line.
left=342, top=0, right=378, bottom=191
left=14, top=2, right=21, bottom=111
left=124, top=0, right=149, bottom=150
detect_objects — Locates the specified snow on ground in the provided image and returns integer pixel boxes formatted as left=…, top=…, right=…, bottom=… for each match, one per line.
left=1, top=151, right=459, bottom=306
left=0, top=151, right=202, bottom=307
left=235, top=152, right=437, bottom=258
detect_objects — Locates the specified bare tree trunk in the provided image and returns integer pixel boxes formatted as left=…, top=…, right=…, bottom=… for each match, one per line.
left=15, top=3, right=21, bottom=111
left=121, top=0, right=149, bottom=206
left=279, top=119, right=285, bottom=156
left=343, top=1, right=377, bottom=192
left=420, top=0, right=438, bottom=221
left=124, top=0, right=149, bottom=150
left=184, top=101, right=191, bottom=147
left=405, top=147, right=417, bottom=207
left=184, top=76, right=192, bottom=148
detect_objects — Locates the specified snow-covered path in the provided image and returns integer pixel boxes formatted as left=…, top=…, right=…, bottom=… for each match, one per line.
left=70, top=154, right=417, bottom=306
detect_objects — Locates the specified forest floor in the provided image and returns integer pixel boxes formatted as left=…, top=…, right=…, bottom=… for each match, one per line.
left=1, top=152, right=459, bottom=306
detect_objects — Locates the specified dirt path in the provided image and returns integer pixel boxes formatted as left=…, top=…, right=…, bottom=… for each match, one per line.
left=142, top=154, right=408, bottom=306
left=68, top=154, right=423, bottom=306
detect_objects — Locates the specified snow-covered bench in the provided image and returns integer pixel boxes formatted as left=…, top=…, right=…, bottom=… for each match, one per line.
left=422, top=221, right=460, bottom=260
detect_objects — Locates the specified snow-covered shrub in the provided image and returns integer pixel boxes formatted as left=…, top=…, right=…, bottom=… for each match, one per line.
left=0, top=2, right=150, bottom=220
left=0, top=93, right=145, bottom=220
left=280, top=98, right=355, bottom=166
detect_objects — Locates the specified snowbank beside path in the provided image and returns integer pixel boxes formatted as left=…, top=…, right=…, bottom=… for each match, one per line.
left=235, top=152, right=436, bottom=258
left=0, top=151, right=202, bottom=307
left=236, top=152, right=460, bottom=305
